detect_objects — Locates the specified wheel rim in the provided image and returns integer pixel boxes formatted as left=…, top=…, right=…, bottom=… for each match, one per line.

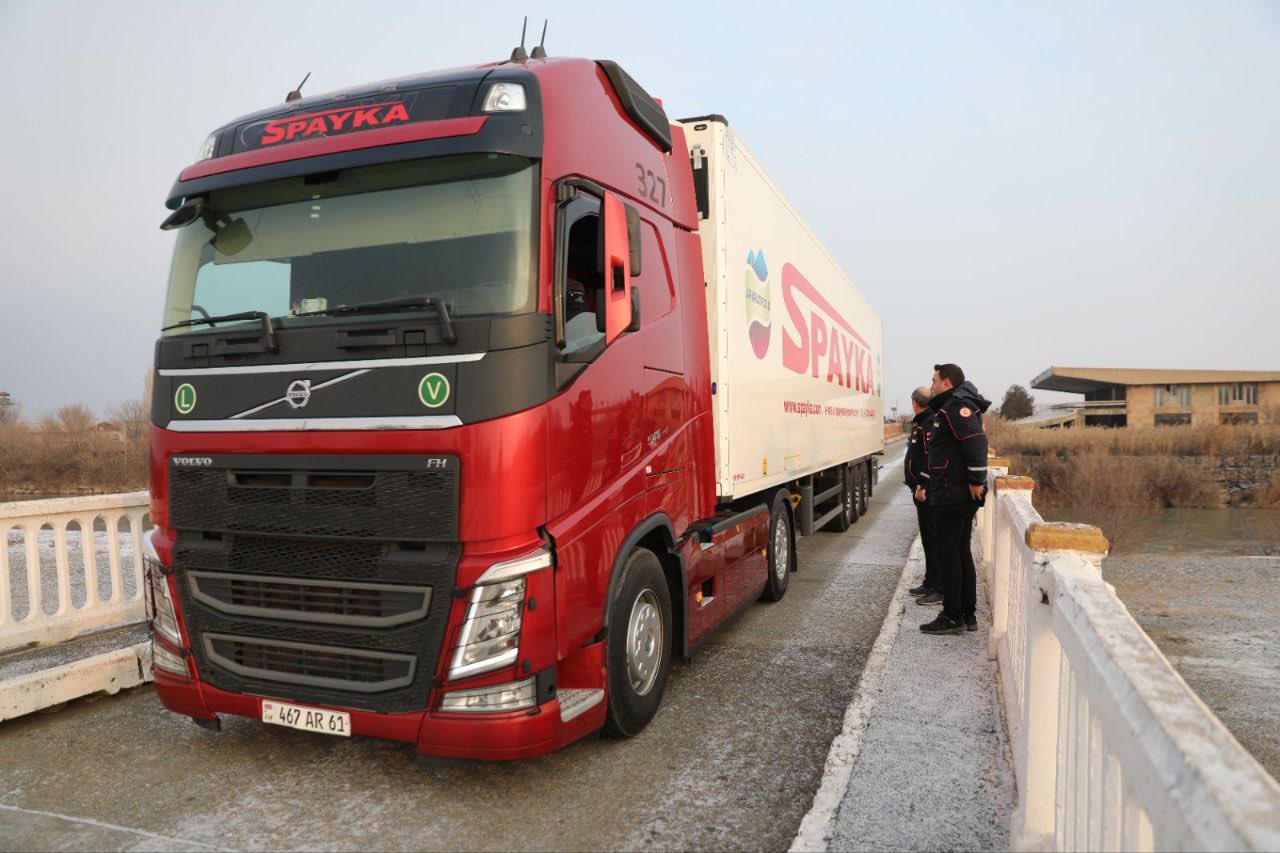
left=845, top=475, right=854, bottom=520
left=625, top=589, right=663, bottom=696
left=773, top=513, right=789, bottom=580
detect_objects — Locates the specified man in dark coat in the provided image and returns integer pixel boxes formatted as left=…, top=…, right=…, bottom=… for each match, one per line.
left=903, top=386, right=940, bottom=602
left=919, top=363, right=991, bottom=635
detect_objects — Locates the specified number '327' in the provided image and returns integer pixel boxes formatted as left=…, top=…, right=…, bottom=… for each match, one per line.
left=636, top=163, right=666, bottom=207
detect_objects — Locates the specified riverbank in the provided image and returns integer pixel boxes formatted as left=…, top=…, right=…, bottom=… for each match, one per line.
left=988, top=419, right=1279, bottom=551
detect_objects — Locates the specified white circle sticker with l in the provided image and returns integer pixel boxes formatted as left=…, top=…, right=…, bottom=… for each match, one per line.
left=174, top=383, right=197, bottom=415
left=418, top=372, right=450, bottom=409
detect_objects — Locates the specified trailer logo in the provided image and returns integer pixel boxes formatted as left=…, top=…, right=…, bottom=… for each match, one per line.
left=418, top=373, right=450, bottom=409
left=174, top=383, right=197, bottom=415
left=744, top=249, right=771, bottom=359
left=259, top=101, right=412, bottom=146
left=285, top=379, right=312, bottom=409
left=780, top=263, right=875, bottom=393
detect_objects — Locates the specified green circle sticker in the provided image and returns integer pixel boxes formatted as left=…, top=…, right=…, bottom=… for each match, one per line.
left=418, top=372, right=450, bottom=409
left=174, top=383, right=197, bottom=415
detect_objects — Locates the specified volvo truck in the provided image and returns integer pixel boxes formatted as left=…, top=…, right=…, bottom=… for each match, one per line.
left=145, top=54, right=883, bottom=761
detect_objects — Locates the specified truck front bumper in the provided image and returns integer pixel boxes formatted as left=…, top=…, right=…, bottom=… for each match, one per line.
left=153, top=671, right=606, bottom=761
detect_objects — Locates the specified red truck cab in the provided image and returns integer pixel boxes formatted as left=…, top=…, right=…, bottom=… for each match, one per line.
left=144, top=56, right=781, bottom=760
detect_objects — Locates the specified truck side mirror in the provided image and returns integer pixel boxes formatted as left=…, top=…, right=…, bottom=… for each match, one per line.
left=602, top=191, right=632, bottom=344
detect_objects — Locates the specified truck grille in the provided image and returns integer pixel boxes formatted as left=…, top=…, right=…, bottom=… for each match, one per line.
left=203, top=634, right=417, bottom=693
left=169, top=454, right=459, bottom=713
left=189, top=571, right=432, bottom=628
left=169, top=454, right=457, bottom=542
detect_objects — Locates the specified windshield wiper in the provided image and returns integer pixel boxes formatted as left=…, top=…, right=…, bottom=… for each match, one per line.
left=162, top=311, right=278, bottom=353
left=293, top=296, right=457, bottom=344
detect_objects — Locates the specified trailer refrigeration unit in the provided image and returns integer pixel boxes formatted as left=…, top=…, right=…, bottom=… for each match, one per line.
left=145, top=52, right=883, bottom=761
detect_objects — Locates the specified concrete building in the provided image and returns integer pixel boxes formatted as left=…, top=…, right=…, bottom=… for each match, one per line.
left=1030, top=367, right=1280, bottom=427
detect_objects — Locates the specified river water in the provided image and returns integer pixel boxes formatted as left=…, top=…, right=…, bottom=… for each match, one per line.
left=1044, top=505, right=1280, bottom=781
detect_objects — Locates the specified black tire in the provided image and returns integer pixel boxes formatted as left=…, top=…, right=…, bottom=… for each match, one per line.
left=823, top=465, right=855, bottom=532
left=761, top=490, right=794, bottom=602
left=857, top=463, right=870, bottom=516
left=603, top=548, right=672, bottom=738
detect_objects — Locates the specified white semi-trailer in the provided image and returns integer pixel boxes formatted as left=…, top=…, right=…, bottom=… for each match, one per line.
left=683, top=117, right=884, bottom=511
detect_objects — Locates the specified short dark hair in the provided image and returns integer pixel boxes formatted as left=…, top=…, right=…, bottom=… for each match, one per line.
left=933, top=363, right=965, bottom=387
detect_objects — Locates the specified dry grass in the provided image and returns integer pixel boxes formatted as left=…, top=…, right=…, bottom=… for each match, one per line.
left=988, top=417, right=1280, bottom=511
left=0, top=401, right=149, bottom=498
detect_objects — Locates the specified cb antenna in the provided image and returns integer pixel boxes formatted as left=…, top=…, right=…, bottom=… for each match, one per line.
left=510, top=17, right=529, bottom=62
left=285, top=72, right=311, bottom=103
left=531, top=19, right=548, bottom=58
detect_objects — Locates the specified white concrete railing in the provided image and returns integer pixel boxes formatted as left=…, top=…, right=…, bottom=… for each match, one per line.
left=975, top=468, right=1280, bottom=852
left=1, top=492, right=150, bottom=652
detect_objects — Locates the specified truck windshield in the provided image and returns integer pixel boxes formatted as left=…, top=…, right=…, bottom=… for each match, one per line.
left=162, top=154, right=536, bottom=335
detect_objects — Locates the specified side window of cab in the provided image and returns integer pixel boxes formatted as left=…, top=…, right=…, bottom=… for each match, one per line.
left=556, top=195, right=605, bottom=356
left=634, top=221, right=674, bottom=324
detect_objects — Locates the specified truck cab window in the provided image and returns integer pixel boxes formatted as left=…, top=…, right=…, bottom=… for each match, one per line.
left=560, top=200, right=605, bottom=354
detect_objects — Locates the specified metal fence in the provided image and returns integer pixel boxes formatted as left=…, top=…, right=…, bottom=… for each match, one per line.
left=975, top=466, right=1280, bottom=851
left=1, top=492, right=150, bottom=652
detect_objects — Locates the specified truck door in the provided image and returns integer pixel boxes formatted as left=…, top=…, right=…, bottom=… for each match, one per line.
left=635, top=220, right=689, bottom=526
left=546, top=189, right=645, bottom=520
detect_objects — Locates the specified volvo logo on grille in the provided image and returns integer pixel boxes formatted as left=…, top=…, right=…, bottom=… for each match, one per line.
left=286, top=379, right=312, bottom=409
left=172, top=457, right=213, bottom=467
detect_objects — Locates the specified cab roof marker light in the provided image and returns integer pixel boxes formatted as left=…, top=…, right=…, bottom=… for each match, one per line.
left=196, top=134, right=216, bottom=161
left=475, top=547, right=551, bottom=585
left=482, top=82, right=526, bottom=113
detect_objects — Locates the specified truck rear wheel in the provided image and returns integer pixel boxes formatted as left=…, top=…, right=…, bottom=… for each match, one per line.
left=824, top=465, right=856, bottom=532
left=761, top=490, right=794, bottom=602
left=603, top=548, right=672, bottom=738
left=857, top=463, right=870, bottom=516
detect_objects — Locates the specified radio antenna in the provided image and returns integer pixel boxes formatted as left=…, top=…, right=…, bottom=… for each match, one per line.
left=510, top=17, right=529, bottom=61
left=285, top=72, right=311, bottom=103
left=531, top=19, right=548, bottom=58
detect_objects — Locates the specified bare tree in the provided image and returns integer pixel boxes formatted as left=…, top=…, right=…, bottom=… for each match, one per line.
left=55, top=404, right=95, bottom=433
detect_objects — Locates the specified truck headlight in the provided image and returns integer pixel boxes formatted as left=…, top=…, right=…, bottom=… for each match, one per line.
left=440, top=677, right=536, bottom=714
left=447, top=548, right=551, bottom=680
left=482, top=82, right=526, bottom=112
left=151, top=637, right=190, bottom=678
left=142, top=531, right=183, bottom=648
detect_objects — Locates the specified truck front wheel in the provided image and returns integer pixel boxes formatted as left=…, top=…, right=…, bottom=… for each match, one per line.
left=603, top=548, right=672, bottom=738
left=761, top=490, right=794, bottom=602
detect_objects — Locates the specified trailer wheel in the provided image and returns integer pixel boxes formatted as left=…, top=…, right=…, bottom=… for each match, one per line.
left=823, top=465, right=855, bottom=532
left=857, top=464, right=870, bottom=516
left=761, top=490, right=794, bottom=602
left=603, top=548, right=672, bottom=738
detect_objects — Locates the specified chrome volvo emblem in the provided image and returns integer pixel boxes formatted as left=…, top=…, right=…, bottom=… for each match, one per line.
left=285, top=379, right=312, bottom=409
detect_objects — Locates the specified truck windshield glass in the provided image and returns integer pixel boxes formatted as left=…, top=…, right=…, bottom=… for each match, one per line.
left=162, top=154, right=536, bottom=335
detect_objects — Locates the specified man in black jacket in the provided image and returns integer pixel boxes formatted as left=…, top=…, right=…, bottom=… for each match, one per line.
left=919, top=363, right=991, bottom=635
left=903, top=387, right=940, bottom=602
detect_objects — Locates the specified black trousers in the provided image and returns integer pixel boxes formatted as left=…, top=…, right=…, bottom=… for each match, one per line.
left=914, top=498, right=939, bottom=591
left=932, top=501, right=978, bottom=622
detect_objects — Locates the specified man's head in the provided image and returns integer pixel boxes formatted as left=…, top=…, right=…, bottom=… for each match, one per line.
left=910, top=386, right=931, bottom=414
left=930, top=363, right=965, bottom=396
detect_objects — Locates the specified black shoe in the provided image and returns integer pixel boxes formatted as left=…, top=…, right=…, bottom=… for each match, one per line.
left=909, top=583, right=932, bottom=597
left=920, top=614, right=964, bottom=635
left=965, top=615, right=977, bottom=632
left=916, top=591, right=944, bottom=606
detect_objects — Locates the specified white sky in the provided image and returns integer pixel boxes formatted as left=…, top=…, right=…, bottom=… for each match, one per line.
left=1, top=0, right=1277, bottom=418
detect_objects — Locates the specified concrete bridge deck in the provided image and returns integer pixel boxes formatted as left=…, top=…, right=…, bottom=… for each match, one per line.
left=1, top=445, right=1015, bottom=851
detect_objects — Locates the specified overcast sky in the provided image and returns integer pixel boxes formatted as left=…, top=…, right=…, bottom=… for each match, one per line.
left=1, top=1, right=1277, bottom=418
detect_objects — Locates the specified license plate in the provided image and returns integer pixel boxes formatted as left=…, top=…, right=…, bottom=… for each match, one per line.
left=261, top=700, right=351, bottom=737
